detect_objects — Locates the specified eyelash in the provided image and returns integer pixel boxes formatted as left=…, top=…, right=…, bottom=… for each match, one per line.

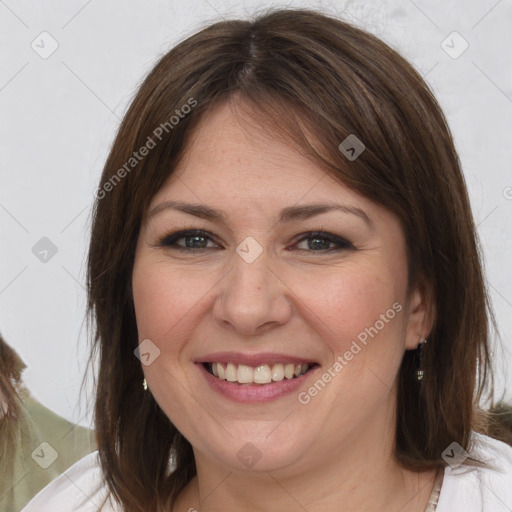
left=156, top=229, right=354, bottom=253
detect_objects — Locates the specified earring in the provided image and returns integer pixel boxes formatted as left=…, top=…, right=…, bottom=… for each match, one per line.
left=416, top=339, right=427, bottom=382
left=142, top=378, right=148, bottom=391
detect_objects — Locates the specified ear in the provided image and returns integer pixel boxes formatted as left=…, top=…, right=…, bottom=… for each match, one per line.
left=404, top=278, right=436, bottom=351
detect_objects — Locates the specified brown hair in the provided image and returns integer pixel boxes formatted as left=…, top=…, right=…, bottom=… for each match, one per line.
left=86, top=7, right=506, bottom=511
left=0, top=334, right=26, bottom=456
left=0, top=334, right=26, bottom=418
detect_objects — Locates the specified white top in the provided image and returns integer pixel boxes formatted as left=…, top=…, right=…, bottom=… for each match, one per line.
left=21, top=432, right=512, bottom=512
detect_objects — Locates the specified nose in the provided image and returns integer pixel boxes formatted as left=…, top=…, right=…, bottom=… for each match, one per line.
left=212, top=247, right=293, bottom=336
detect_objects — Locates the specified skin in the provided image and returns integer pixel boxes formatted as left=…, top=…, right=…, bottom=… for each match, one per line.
left=132, top=99, right=437, bottom=512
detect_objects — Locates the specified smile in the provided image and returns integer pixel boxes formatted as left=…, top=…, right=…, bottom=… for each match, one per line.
left=204, top=362, right=312, bottom=385
left=197, top=357, right=320, bottom=403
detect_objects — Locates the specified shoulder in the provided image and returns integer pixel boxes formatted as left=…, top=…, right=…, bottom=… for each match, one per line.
left=436, top=432, right=512, bottom=512
left=20, top=451, right=120, bottom=512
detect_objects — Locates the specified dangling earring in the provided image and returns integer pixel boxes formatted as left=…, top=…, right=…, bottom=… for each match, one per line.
left=142, top=378, right=148, bottom=391
left=416, top=339, right=427, bottom=382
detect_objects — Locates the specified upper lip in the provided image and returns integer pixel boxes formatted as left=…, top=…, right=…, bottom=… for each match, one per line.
left=195, top=352, right=318, bottom=366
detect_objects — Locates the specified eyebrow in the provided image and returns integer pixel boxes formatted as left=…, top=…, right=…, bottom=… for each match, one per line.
left=147, top=200, right=373, bottom=228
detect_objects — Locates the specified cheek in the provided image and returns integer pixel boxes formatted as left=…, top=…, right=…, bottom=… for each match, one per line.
left=296, top=263, right=401, bottom=334
left=287, top=261, right=406, bottom=378
left=132, top=258, right=212, bottom=341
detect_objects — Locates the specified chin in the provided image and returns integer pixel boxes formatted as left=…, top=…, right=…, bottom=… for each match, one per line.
left=195, top=429, right=309, bottom=473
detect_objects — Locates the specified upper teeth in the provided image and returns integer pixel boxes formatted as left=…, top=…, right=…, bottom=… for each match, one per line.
left=211, top=362, right=310, bottom=384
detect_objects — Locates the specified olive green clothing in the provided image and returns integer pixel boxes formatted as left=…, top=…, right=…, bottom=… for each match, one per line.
left=0, top=389, right=96, bottom=512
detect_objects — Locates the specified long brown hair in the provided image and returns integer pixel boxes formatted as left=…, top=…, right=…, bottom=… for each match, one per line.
left=0, top=334, right=26, bottom=452
left=86, top=8, right=506, bottom=511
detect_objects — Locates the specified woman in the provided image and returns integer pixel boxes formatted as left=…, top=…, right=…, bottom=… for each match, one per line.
left=0, top=334, right=95, bottom=511
left=22, top=7, right=512, bottom=512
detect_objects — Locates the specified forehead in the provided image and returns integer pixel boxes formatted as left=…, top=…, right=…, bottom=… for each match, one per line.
left=150, top=101, right=358, bottom=209
left=139, top=100, right=408, bottom=279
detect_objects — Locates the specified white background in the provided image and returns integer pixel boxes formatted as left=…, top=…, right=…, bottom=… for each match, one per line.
left=1, top=0, right=511, bottom=428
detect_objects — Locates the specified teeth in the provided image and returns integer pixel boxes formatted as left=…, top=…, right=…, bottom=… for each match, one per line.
left=284, top=363, right=295, bottom=379
left=225, top=363, right=237, bottom=382
left=209, top=362, right=310, bottom=384
left=272, top=364, right=284, bottom=381
left=254, top=364, right=271, bottom=384
left=237, top=364, right=253, bottom=384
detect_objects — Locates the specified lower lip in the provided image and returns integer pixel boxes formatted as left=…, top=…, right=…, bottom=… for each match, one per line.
left=197, top=363, right=318, bottom=403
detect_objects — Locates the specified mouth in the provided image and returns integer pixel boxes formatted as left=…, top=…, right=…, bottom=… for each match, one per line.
left=202, top=361, right=318, bottom=385
left=195, top=352, right=321, bottom=403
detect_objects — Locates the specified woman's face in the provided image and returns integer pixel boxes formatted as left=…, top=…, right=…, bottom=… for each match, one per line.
left=132, top=100, right=430, bottom=473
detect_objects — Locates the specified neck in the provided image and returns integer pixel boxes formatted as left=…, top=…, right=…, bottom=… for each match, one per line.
left=172, top=408, right=438, bottom=512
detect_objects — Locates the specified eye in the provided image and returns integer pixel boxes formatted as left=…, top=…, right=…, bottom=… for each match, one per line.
left=292, top=231, right=354, bottom=252
left=157, top=229, right=221, bottom=252
left=156, top=229, right=354, bottom=253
